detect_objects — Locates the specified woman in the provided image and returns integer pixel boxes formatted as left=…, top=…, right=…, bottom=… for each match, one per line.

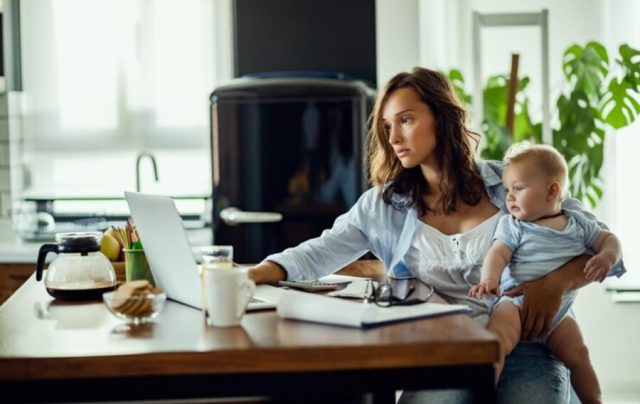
left=249, top=67, right=624, bottom=402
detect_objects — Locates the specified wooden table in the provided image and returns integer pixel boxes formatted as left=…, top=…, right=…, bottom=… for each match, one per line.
left=0, top=275, right=499, bottom=403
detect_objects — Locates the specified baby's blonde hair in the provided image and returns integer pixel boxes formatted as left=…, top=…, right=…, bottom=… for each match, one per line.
left=504, top=142, right=568, bottom=200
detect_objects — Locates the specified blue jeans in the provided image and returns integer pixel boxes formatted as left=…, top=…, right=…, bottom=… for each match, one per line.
left=498, top=342, right=572, bottom=403
left=398, top=342, right=572, bottom=403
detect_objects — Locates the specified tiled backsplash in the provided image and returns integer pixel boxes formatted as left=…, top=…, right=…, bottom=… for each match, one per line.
left=0, top=92, right=24, bottom=219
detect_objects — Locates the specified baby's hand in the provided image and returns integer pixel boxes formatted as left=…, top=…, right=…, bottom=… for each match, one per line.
left=584, top=255, right=611, bottom=283
left=468, top=281, right=500, bottom=298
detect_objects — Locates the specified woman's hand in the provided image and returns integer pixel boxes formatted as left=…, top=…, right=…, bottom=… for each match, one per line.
left=503, top=255, right=591, bottom=340
left=248, top=261, right=287, bottom=284
left=504, top=276, right=564, bottom=340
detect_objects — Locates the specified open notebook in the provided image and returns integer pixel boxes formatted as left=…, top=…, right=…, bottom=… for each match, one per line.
left=277, top=289, right=470, bottom=328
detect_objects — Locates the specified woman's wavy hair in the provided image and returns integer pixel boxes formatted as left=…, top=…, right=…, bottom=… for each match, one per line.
left=368, top=67, right=484, bottom=216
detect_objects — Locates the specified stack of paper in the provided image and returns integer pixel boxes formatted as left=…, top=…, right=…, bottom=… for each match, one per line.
left=276, top=290, right=470, bottom=328
left=327, top=278, right=372, bottom=298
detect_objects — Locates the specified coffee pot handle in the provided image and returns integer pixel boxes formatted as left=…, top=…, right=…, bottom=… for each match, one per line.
left=36, top=244, right=59, bottom=281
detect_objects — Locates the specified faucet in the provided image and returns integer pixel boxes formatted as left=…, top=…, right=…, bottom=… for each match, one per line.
left=135, top=152, right=159, bottom=192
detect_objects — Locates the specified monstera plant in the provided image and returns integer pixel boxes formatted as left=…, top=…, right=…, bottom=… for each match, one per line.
left=449, top=42, right=640, bottom=207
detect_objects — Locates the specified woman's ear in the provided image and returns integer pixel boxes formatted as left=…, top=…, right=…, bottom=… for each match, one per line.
left=546, top=182, right=561, bottom=201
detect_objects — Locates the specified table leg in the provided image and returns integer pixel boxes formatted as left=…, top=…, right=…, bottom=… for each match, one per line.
left=468, top=364, right=496, bottom=403
left=369, top=390, right=397, bottom=404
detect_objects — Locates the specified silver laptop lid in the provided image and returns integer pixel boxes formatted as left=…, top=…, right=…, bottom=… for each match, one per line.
left=124, top=191, right=203, bottom=309
left=124, top=191, right=281, bottom=311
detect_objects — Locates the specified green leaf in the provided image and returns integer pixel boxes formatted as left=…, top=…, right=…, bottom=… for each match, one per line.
left=587, top=41, right=609, bottom=64
left=587, top=140, right=605, bottom=179
left=448, top=68, right=464, bottom=82
left=591, top=181, right=603, bottom=199
left=513, top=98, right=535, bottom=143
left=530, top=123, right=543, bottom=144
left=619, top=44, right=640, bottom=87
left=483, top=76, right=508, bottom=124
left=600, top=78, right=640, bottom=128
left=486, top=75, right=508, bottom=88
left=563, top=44, right=583, bottom=79
left=481, top=121, right=511, bottom=160
left=446, top=69, right=472, bottom=106
left=563, top=42, right=609, bottom=99
left=513, top=113, right=531, bottom=142
left=567, top=155, right=597, bottom=206
left=518, top=76, right=531, bottom=92
left=553, top=84, right=606, bottom=207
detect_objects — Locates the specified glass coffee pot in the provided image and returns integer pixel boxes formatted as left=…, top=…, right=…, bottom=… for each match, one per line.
left=36, top=232, right=117, bottom=300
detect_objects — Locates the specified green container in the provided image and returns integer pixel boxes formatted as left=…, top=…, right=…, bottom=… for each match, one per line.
left=124, top=249, right=154, bottom=285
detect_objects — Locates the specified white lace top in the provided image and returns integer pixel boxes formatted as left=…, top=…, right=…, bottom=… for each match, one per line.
left=404, top=211, right=504, bottom=325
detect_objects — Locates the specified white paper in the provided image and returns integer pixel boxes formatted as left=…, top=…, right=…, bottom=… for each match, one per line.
left=277, top=290, right=376, bottom=327
left=276, top=290, right=470, bottom=328
left=368, top=302, right=471, bottom=325
left=327, top=278, right=374, bottom=298
left=319, top=274, right=368, bottom=284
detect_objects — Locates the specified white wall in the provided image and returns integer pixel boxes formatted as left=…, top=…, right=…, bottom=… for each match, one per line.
left=375, top=0, right=640, bottom=398
left=578, top=0, right=640, bottom=397
left=376, top=0, right=421, bottom=87
left=418, top=0, right=605, bottom=123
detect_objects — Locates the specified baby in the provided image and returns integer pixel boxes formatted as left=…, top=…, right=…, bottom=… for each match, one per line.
left=469, top=143, right=622, bottom=404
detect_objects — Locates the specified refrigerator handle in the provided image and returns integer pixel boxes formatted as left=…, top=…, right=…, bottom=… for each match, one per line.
left=220, top=207, right=283, bottom=226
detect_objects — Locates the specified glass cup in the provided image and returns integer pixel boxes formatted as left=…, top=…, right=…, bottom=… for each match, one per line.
left=123, top=249, right=155, bottom=286
left=200, top=245, right=234, bottom=270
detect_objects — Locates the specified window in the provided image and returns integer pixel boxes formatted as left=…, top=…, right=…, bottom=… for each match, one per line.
left=603, top=0, right=640, bottom=289
left=608, top=123, right=640, bottom=288
left=17, top=0, right=231, bottom=206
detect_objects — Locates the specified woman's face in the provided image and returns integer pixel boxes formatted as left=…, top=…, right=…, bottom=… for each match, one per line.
left=382, top=87, right=438, bottom=169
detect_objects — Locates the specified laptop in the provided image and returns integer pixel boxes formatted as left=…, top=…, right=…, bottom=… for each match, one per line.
left=124, top=191, right=282, bottom=311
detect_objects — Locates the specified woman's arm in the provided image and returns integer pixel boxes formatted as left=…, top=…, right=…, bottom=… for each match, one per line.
left=335, top=259, right=386, bottom=281
left=506, top=254, right=591, bottom=340
left=256, top=188, right=383, bottom=281
left=248, top=261, right=288, bottom=284
left=249, top=259, right=386, bottom=284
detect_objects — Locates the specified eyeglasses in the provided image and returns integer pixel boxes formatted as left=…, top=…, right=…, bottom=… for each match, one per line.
left=365, top=279, right=434, bottom=307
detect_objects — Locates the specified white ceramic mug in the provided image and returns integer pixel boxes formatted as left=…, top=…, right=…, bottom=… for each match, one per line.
left=203, top=267, right=255, bottom=327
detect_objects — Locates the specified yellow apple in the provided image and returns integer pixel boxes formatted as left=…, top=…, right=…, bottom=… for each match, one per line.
left=101, top=233, right=122, bottom=262
left=104, top=227, right=125, bottom=261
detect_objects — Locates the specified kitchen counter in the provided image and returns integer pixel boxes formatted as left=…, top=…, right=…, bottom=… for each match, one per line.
left=0, top=218, right=213, bottom=304
left=0, top=219, right=213, bottom=264
left=0, top=220, right=42, bottom=263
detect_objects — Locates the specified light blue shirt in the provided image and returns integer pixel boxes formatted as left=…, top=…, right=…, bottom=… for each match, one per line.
left=495, top=209, right=607, bottom=334
left=496, top=209, right=602, bottom=283
left=267, top=159, right=626, bottom=283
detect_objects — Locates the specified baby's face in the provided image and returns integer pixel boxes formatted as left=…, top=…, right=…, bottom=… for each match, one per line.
left=502, top=163, right=554, bottom=221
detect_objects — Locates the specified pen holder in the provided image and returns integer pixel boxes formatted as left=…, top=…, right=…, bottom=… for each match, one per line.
left=124, top=249, right=155, bottom=286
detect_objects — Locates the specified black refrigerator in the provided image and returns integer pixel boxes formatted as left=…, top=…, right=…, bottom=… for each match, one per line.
left=210, top=77, right=374, bottom=263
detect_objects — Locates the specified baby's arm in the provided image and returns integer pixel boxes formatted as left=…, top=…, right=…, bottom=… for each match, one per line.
left=469, top=240, right=513, bottom=297
left=584, top=230, right=622, bottom=282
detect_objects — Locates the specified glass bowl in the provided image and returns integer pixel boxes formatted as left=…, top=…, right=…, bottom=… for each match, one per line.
left=103, top=290, right=166, bottom=324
